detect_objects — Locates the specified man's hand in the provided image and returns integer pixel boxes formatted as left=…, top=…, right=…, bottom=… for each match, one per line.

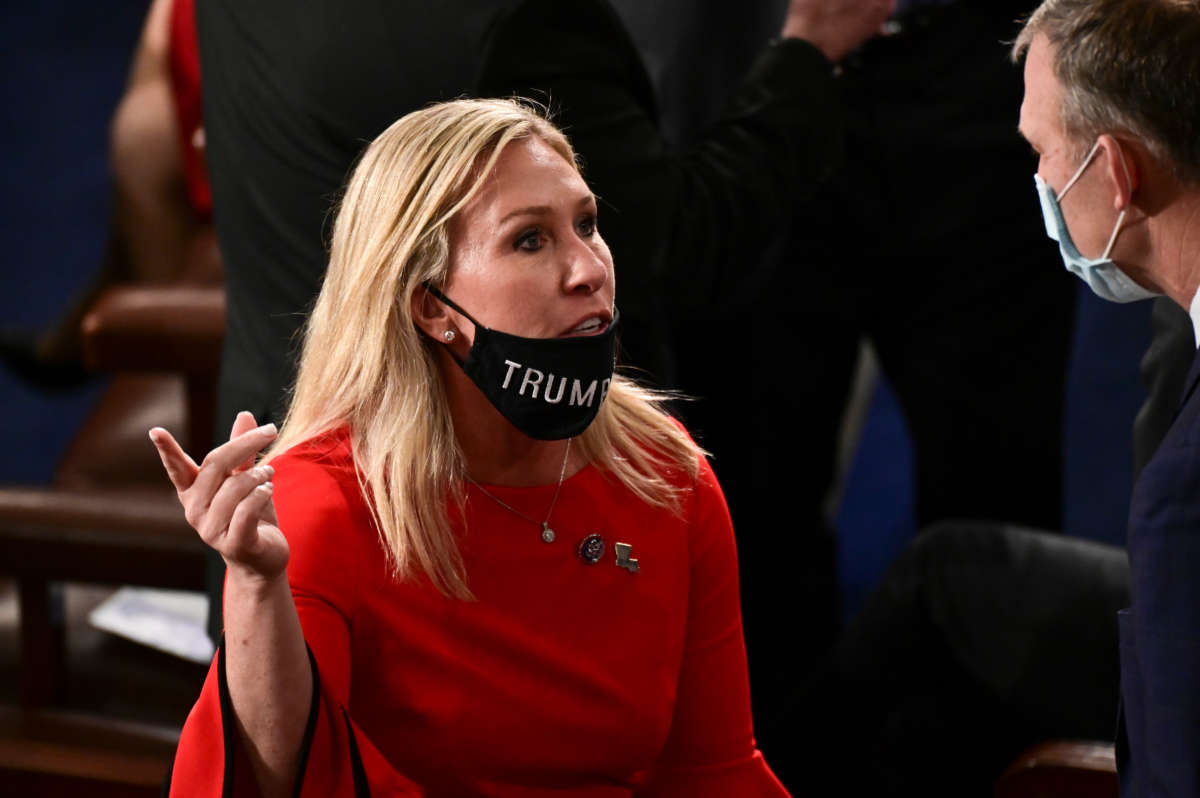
left=782, top=0, right=896, bottom=63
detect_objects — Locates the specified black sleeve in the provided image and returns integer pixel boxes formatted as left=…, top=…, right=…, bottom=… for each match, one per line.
left=476, top=0, right=843, bottom=338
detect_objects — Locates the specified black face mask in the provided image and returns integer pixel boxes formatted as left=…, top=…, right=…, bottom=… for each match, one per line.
left=424, top=284, right=619, bottom=441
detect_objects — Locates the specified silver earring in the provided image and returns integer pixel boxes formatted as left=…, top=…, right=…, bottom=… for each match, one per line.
left=443, top=329, right=457, bottom=343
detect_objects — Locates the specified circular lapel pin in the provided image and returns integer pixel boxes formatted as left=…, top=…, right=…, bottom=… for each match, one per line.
left=576, top=533, right=605, bottom=564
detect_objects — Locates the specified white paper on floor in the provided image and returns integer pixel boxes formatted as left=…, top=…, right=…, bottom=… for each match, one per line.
left=89, top=587, right=215, bottom=664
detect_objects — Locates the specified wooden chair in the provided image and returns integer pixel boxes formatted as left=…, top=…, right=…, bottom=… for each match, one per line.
left=0, top=705, right=180, bottom=798
left=0, top=274, right=224, bottom=794
left=994, top=740, right=1118, bottom=798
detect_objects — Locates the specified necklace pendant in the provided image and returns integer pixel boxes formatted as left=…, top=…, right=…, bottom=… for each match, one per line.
left=541, top=523, right=556, bottom=544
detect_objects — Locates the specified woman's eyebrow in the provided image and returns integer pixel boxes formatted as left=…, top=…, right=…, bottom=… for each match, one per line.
left=498, top=205, right=551, bottom=226
left=498, top=195, right=596, bottom=226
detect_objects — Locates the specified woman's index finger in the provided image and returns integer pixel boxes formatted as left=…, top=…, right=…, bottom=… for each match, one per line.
left=149, top=427, right=200, bottom=490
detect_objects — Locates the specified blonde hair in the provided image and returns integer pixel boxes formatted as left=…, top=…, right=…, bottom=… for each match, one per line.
left=265, top=98, right=702, bottom=598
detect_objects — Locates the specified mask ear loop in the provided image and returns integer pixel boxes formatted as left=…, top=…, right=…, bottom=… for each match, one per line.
left=1100, top=209, right=1128, bottom=259
left=1056, top=140, right=1102, bottom=202
left=1055, top=139, right=1132, bottom=260
left=1101, top=141, right=1133, bottom=259
left=423, top=282, right=484, bottom=332
left=420, top=283, right=475, bottom=369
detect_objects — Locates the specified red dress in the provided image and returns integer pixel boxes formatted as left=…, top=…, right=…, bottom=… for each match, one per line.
left=167, top=427, right=788, bottom=796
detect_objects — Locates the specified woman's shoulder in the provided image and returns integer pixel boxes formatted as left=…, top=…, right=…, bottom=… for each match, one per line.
left=611, top=410, right=723, bottom=522
left=270, top=427, right=381, bottom=618
left=270, top=427, right=377, bottom=559
left=272, top=425, right=365, bottom=511
left=660, top=414, right=718, bottom=490
left=650, top=415, right=726, bottom=527
left=271, top=425, right=357, bottom=477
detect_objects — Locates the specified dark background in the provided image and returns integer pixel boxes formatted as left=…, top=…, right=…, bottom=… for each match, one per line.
left=0, top=0, right=1151, bottom=621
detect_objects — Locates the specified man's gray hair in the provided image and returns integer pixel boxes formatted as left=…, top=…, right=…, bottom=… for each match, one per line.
left=1013, top=0, right=1200, bottom=185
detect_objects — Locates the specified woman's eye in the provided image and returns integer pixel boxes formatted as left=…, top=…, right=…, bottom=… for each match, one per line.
left=514, top=228, right=542, bottom=252
left=577, top=214, right=597, bottom=237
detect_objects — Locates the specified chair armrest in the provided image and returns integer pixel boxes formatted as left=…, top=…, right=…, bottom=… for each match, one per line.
left=995, top=740, right=1118, bottom=798
left=0, top=705, right=179, bottom=791
left=0, top=486, right=205, bottom=589
left=80, top=285, right=224, bottom=375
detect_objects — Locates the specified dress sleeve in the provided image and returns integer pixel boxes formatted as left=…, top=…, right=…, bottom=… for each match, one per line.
left=639, top=458, right=790, bottom=797
left=166, top=446, right=424, bottom=797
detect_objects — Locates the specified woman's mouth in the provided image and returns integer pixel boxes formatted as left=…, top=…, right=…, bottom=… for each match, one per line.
left=562, top=316, right=609, bottom=337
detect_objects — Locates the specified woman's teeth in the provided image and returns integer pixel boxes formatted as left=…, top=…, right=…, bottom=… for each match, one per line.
left=573, top=318, right=601, bottom=333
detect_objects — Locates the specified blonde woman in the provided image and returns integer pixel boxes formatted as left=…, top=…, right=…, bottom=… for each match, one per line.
left=152, top=98, right=788, bottom=797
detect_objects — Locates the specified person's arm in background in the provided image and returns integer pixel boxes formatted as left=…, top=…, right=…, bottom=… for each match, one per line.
left=113, top=0, right=216, bottom=285
left=478, top=0, right=892, bottom=336
left=4, top=0, right=218, bottom=387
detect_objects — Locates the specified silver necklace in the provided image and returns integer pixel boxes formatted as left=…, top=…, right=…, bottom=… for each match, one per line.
left=467, top=438, right=571, bottom=544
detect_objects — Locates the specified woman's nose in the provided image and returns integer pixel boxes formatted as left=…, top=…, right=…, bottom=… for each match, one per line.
left=562, top=238, right=609, bottom=295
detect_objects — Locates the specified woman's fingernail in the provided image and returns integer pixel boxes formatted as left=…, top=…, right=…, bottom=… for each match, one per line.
left=259, top=423, right=278, bottom=436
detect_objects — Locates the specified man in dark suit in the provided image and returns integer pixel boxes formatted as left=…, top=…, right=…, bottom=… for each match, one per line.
left=1016, top=1, right=1200, bottom=793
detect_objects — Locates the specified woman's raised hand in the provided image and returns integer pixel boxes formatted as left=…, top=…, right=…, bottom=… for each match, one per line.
left=150, top=410, right=290, bottom=583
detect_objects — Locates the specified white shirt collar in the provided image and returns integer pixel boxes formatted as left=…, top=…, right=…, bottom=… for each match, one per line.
left=1190, top=286, right=1200, bottom=349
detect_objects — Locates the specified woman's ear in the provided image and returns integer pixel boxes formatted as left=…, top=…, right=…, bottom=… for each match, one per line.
left=410, top=284, right=449, bottom=340
left=1098, top=134, right=1138, bottom=212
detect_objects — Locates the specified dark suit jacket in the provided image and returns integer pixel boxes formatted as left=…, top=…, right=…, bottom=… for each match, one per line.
left=1120, top=343, right=1200, bottom=797
left=1133, top=297, right=1196, bottom=475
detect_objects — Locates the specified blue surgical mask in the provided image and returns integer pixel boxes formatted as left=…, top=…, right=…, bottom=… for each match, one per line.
left=1035, top=141, right=1158, bottom=303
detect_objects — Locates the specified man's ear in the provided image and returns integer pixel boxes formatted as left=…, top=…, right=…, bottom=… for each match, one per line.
left=1098, top=133, right=1138, bottom=212
left=410, top=284, right=449, bottom=340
